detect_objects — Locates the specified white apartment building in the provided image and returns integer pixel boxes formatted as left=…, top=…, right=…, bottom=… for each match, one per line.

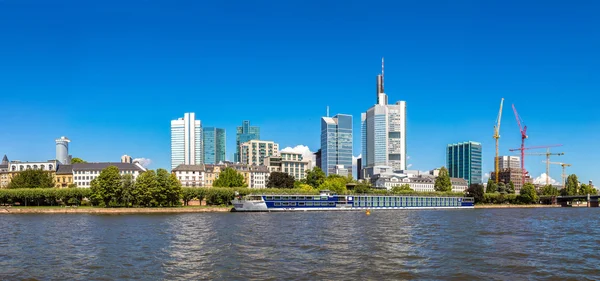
left=372, top=174, right=469, bottom=193
left=264, top=152, right=310, bottom=180
left=362, top=59, right=407, bottom=178
left=172, top=164, right=206, bottom=187
left=171, top=112, right=203, bottom=170
left=240, top=140, right=279, bottom=166
left=498, top=156, right=520, bottom=170
left=72, top=162, right=146, bottom=187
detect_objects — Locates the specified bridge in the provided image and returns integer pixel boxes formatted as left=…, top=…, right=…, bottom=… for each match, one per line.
left=543, top=195, right=600, bottom=207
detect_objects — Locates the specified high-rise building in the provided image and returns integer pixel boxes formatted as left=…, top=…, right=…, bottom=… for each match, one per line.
left=240, top=140, right=279, bottom=166
left=264, top=152, right=309, bottom=180
left=171, top=113, right=202, bottom=170
left=321, top=114, right=353, bottom=176
left=498, top=156, right=520, bottom=170
left=121, top=155, right=132, bottom=164
left=314, top=149, right=322, bottom=170
left=446, top=141, right=483, bottom=185
left=203, top=127, right=226, bottom=164
left=361, top=58, right=407, bottom=178
left=55, top=136, right=71, bottom=165
left=235, top=120, right=260, bottom=162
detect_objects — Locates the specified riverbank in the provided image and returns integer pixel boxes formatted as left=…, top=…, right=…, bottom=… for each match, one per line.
left=0, top=206, right=233, bottom=214
left=475, top=204, right=561, bottom=209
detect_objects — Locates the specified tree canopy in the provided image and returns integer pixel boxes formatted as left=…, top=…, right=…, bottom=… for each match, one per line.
left=541, top=184, right=559, bottom=196
left=90, top=166, right=121, bottom=206
left=303, top=167, right=326, bottom=189
left=319, top=176, right=348, bottom=194
left=392, top=184, right=413, bottom=193
left=467, top=184, right=485, bottom=203
left=8, top=169, right=55, bottom=189
left=266, top=172, right=295, bottom=188
left=213, top=167, right=247, bottom=187
left=562, top=174, right=579, bottom=196
left=71, top=158, right=87, bottom=164
left=434, top=167, right=452, bottom=192
left=486, top=179, right=498, bottom=193
left=519, top=183, right=538, bottom=204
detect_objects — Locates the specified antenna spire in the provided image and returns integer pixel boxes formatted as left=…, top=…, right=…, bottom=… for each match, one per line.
left=381, top=57, right=384, bottom=92
left=326, top=106, right=329, bottom=117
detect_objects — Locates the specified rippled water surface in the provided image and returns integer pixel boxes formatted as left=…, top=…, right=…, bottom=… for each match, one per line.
left=1, top=208, right=600, bottom=280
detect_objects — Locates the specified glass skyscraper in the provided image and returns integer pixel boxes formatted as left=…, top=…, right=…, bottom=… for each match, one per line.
left=170, top=112, right=202, bottom=170
left=235, top=120, right=260, bottom=162
left=203, top=127, right=226, bottom=164
left=446, top=141, right=482, bottom=185
left=321, top=114, right=353, bottom=176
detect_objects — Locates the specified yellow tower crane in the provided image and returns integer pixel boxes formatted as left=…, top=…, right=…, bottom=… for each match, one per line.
left=542, top=161, right=571, bottom=188
left=493, top=98, right=504, bottom=183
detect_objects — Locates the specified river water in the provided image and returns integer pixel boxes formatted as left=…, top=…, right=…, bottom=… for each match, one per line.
left=1, top=208, right=599, bottom=280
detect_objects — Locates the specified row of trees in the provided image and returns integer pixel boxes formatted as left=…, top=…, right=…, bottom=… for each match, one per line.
left=89, top=166, right=183, bottom=207
left=485, top=179, right=516, bottom=194
left=467, top=182, right=538, bottom=204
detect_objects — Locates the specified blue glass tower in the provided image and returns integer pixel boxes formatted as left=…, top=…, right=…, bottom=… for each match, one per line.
left=235, top=121, right=260, bottom=162
left=446, top=141, right=482, bottom=185
left=204, top=127, right=226, bottom=164
left=321, top=114, right=353, bottom=176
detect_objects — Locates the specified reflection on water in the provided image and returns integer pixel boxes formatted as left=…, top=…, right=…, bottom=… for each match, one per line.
left=1, top=208, right=599, bottom=280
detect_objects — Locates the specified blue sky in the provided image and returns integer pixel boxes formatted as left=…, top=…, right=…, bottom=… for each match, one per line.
left=1, top=0, right=598, bottom=184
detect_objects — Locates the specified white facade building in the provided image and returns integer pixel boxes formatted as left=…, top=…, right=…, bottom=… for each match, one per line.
left=72, top=162, right=146, bottom=187
left=8, top=160, right=59, bottom=172
left=171, top=112, right=203, bottom=170
left=264, top=152, right=310, bottom=180
left=172, top=164, right=205, bottom=187
left=498, top=156, right=520, bottom=170
left=240, top=140, right=279, bottom=166
left=362, top=59, right=407, bottom=178
left=372, top=173, right=469, bottom=193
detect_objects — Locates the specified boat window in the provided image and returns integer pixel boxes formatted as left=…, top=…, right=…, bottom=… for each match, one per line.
left=274, top=196, right=281, bottom=200
left=321, top=196, right=328, bottom=200
left=298, top=202, right=305, bottom=206
left=321, top=202, right=328, bottom=206
left=306, top=202, right=313, bottom=206
left=290, top=196, right=297, bottom=200
left=314, top=196, right=320, bottom=200
left=274, top=202, right=281, bottom=206
left=297, top=196, right=305, bottom=200
left=282, top=202, right=289, bottom=206
left=328, top=202, right=335, bottom=206
left=265, top=196, right=273, bottom=200
left=282, top=196, right=289, bottom=200
left=289, top=202, right=296, bottom=206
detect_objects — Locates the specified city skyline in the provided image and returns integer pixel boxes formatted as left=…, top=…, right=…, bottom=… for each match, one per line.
left=1, top=1, right=598, bottom=184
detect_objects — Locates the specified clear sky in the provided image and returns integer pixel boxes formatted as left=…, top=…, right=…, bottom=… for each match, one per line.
left=1, top=0, right=598, bottom=184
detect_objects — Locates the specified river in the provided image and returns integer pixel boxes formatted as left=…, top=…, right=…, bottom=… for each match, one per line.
left=1, top=208, right=599, bottom=280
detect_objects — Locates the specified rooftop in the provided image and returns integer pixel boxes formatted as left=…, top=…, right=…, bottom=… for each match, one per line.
left=56, top=165, right=73, bottom=175
left=72, top=162, right=145, bottom=171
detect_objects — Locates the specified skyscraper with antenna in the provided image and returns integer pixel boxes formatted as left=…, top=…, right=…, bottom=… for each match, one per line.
left=361, top=58, right=407, bottom=178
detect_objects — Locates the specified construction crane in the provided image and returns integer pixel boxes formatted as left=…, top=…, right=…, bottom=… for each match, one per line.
left=509, top=144, right=563, bottom=186
left=511, top=104, right=528, bottom=186
left=543, top=161, right=572, bottom=188
left=493, top=98, right=504, bottom=183
left=525, top=149, right=564, bottom=185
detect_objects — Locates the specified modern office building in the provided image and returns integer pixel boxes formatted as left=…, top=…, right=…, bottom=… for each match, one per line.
left=361, top=59, right=407, bottom=178
left=446, top=141, right=483, bottom=185
left=490, top=168, right=532, bottom=194
left=321, top=114, right=353, bottom=176
left=171, top=113, right=203, bottom=169
left=314, top=149, right=322, bottom=170
left=498, top=155, right=521, bottom=170
left=235, top=120, right=260, bottom=162
left=55, top=136, right=71, bottom=165
left=357, top=157, right=363, bottom=180
left=240, top=140, right=279, bottom=166
left=203, top=127, right=226, bottom=164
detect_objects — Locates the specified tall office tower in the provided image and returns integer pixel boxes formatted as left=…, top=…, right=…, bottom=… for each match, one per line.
left=203, top=127, right=226, bottom=164
left=235, top=120, right=260, bottom=162
left=361, top=58, right=407, bottom=177
left=446, top=141, right=483, bottom=185
left=171, top=113, right=203, bottom=170
left=321, top=114, right=353, bottom=176
left=55, top=136, right=71, bottom=165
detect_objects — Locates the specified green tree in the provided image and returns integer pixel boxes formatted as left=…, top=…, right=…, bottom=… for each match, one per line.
left=507, top=181, right=516, bottom=194
left=71, top=158, right=87, bottom=164
left=319, top=177, right=347, bottom=194
left=541, top=184, right=559, bottom=196
left=562, top=174, right=579, bottom=196
left=486, top=179, right=498, bottom=193
left=519, top=183, right=539, bottom=204
left=296, top=183, right=314, bottom=192
left=134, top=170, right=158, bottom=207
left=119, top=174, right=135, bottom=207
left=304, top=167, right=326, bottom=189
left=497, top=182, right=507, bottom=194
left=580, top=183, right=597, bottom=195
left=89, top=166, right=121, bottom=207
left=434, top=167, right=452, bottom=192
left=154, top=169, right=172, bottom=206
left=267, top=172, right=296, bottom=188
left=167, top=173, right=183, bottom=206
left=467, top=184, right=485, bottom=203
left=8, top=169, right=55, bottom=189
left=354, top=182, right=372, bottom=194
left=392, top=184, right=413, bottom=193
left=213, top=167, right=247, bottom=187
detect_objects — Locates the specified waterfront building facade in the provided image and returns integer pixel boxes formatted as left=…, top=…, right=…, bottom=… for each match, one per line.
left=235, top=120, right=260, bottom=162
left=55, top=165, right=73, bottom=188
left=321, top=114, right=353, bottom=176
left=5, top=160, right=59, bottom=187
left=265, top=152, right=309, bottom=180
left=203, top=127, right=226, bottom=164
left=0, top=155, right=8, bottom=188
left=361, top=59, right=407, bottom=178
left=72, top=162, right=146, bottom=187
left=371, top=173, right=469, bottom=193
left=172, top=164, right=205, bottom=187
left=172, top=163, right=269, bottom=188
left=446, top=141, right=483, bottom=185
left=490, top=168, right=533, bottom=194
left=240, top=140, right=279, bottom=166
left=171, top=112, right=203, bottom=170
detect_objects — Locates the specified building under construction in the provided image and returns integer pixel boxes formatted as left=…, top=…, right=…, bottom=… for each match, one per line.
left=490, top=168, right=533, bottom=194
